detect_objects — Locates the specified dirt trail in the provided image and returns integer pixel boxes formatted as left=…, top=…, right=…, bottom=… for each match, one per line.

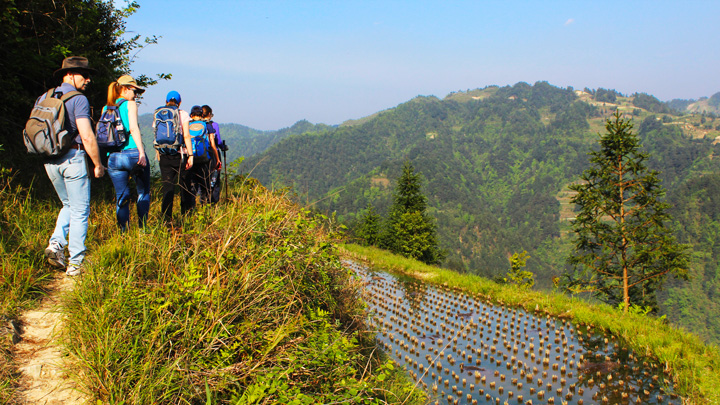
left=14, top=275, right=88, bottom=404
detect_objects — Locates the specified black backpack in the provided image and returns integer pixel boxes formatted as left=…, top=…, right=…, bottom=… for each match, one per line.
left=206, top=120, right=218, bottom=143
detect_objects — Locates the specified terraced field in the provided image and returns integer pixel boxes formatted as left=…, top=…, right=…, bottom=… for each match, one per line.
left=346, top=261, right=679, bottom=405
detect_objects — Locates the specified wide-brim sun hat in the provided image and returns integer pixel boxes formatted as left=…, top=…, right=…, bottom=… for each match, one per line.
left=117, top=75, right=146, bottom=94
left=53, top=56, right=98, bottom=79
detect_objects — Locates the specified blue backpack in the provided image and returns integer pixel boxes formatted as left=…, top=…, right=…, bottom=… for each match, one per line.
left=188, top=120, right=211, bottom=162
left=153, top=105, right=183, bottom=155
left=95, top=99, right=127, bottom=152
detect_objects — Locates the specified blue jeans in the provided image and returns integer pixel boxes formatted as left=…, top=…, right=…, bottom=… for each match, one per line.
left=44, top=148, right=91, bottom=266
left=108, top=148, right=151, bottom=230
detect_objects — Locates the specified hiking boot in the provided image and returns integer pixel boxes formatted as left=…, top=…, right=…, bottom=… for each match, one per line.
left=66, top=263, right=82, bottom=277
left=44, top=241, right=66, bottom=269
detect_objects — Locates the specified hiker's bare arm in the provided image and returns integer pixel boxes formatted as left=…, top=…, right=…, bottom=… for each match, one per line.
left=77, top=117, right=105, bottom=178
left=127, top=101, right=147, bottom=166
left=183, top=118, right=193, bottom=169
left=210, top=133, right=221, bottom=169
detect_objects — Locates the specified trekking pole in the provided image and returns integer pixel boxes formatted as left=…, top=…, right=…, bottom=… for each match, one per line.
left=222, top=147, right=228, bottom=202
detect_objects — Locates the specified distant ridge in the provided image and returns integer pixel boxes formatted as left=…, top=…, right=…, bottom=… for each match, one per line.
left=686, top=92, right=720, bottom=114
left=243, top=80, right=720, bottom=346
left=666, top=92, right=720, bottom=115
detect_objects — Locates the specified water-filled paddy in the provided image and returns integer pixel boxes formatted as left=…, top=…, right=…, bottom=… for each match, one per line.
left=346, top=261, right=679, bottom=405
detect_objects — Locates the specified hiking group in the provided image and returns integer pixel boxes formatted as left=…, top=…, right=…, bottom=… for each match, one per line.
left=23, top=56, right=229, bottom=276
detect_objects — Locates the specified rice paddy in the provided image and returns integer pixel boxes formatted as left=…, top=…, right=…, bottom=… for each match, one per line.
left=346, top=261, right=679, bottom=405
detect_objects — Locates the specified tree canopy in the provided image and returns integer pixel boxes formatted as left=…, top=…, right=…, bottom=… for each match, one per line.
left=565, top=112, right=690, bottom=312
left=1, top=0, right=160, bottom=182
left=356, top=203, right=382, bottom=246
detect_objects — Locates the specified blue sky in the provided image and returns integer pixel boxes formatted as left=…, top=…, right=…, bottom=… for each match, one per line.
left=124, top=1, right=720, bottom=130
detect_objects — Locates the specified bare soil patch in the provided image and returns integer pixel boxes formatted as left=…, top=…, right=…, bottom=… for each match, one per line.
left=14, top=275, right=88, bottom=404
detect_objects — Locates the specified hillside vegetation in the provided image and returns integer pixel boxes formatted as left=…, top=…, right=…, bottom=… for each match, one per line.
left=0, top=171, right=424, bottom=404
left=4, top=166, right=719, bottom=403
left=668, top=91, right=720, bottom=116
left=244, top=81, right=720, bottom=345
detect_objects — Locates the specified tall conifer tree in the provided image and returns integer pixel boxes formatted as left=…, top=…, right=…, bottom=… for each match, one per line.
left=356, top=203, right=382, bottom=246
left=565, top=112, right=690, bottom=312
left=382, top=161, right=443, bottom=264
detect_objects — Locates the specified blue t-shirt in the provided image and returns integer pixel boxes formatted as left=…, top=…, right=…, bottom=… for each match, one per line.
left=37, top=83, right=91, bottom=145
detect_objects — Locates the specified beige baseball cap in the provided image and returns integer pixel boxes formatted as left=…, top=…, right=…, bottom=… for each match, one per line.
left=117, top=75, right=146, bottom=94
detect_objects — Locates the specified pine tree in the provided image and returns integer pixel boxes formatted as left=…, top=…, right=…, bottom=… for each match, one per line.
left=382, top=161, right=444, bottom=264
left=356, top=203, right=382, bottom=246
left=565, top=112, right=690, bottom=312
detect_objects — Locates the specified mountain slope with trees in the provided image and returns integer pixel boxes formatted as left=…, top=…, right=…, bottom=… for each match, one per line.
left=245, top=82, right=720, bottom=344
left=667, top=91, right=720, bottom=115
left=246, top=82, right=613, bottom=275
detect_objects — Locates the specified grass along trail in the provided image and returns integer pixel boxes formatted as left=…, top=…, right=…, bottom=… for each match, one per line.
left=14, top=274, right=88, bottom=404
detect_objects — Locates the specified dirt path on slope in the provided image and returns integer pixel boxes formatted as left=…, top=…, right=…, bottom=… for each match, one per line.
left=14, top=275, right=88, bottom=405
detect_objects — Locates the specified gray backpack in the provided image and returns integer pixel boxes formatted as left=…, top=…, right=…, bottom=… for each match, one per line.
left=23, top=89, right=81, bottom=157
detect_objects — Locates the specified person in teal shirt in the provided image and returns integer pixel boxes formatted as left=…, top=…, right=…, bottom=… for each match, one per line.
left=104, top=75, right=150, bottom=230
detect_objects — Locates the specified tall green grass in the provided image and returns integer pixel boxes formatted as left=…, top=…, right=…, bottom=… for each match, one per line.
left=0, top=169, right=64, bottom=403
left=59, top=181, right=424, bottom=404
left=342, top=243, right=720, bottom=405
left=1, top=167, right=424, bottom=404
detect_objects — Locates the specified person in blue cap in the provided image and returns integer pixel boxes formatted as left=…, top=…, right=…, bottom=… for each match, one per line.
left=152, top=90, right=193, bottom=223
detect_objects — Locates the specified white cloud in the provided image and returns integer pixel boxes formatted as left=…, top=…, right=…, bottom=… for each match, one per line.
left=565, top=18, right=575, bottom=26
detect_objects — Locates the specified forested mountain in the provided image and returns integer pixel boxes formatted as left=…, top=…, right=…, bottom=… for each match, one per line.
left=662, top=174, right=720, bottom=343
left=243, top=81, right=720, bottom=344
left=216, top=120, right=335, bottom=163
left=665, top=92, right=720, bottom=115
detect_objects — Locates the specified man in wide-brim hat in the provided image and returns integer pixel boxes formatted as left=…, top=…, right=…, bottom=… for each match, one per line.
left=53, top=56, right=98, bottom=93
left=53, top=56, right=98, bottom=79
left=40, top=56, right=105, bottom=276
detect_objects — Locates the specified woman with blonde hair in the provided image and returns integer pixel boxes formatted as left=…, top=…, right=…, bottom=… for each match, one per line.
left=104, top=75, right=150, bottom=230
